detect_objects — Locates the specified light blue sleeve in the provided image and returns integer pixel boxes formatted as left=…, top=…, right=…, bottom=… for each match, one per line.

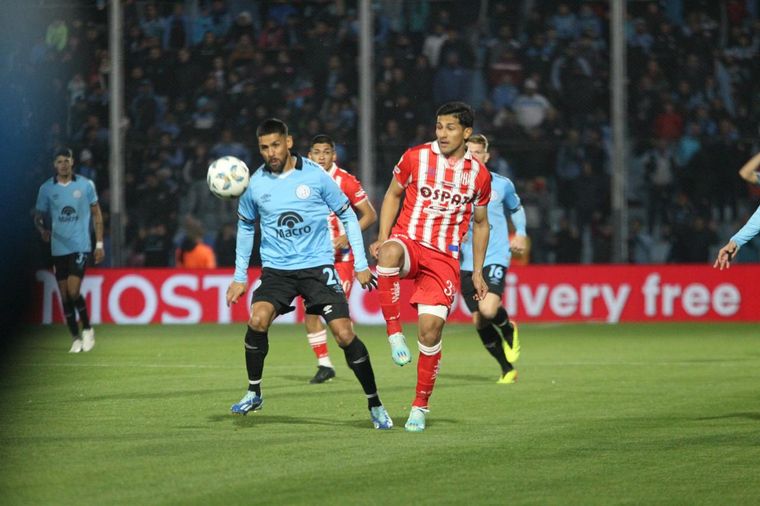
left=319, top=170, right=369, bottom=272
left=510, top=206, right=527, bottom=236
left=234, top=192, right=258, bottom=283
left=337, top=206, right=369, bottom=272
left=87, top=179, right=98, bottom=205
left=503, top=179, right=526, bottom=235
left=35, top=184, right=48, bottom=214
left=731, top=204, right=760, bottom=247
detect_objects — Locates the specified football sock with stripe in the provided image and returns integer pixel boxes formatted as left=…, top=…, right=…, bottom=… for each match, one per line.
left=307, top=329, right=333, bottom=368
left=244, top=328, right=268, bottom=396
left=413, top=341, right=442, bottom=409
left=341, top=337, right=382, bottom=408
left=377, top=266, right=403, bottom=336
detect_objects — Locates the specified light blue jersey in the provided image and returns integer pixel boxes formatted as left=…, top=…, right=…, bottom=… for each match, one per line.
left=35, top=175, right=98, bottom=256
left=234, top=154, right=369, bottom=281
left=731, top=203, right=760, bottom=247
left=461, top=172, right=526, bottom=271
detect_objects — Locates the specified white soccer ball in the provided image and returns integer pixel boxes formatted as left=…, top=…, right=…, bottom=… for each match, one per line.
left=207, top=156, right=250, bottom=199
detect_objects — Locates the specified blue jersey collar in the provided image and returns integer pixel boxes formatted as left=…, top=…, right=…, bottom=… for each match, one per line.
left=52, top=174, right=77, bottom=184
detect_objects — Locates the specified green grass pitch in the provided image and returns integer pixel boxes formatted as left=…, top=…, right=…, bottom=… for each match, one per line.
left=1, top=323, right=759, bottom=505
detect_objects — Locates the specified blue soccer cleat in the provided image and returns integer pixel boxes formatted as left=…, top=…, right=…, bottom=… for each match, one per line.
left=370, top=405, right=394, bottom=430
left=404, top=406, right=429, bottom=432
left=388, top=332, right=412, bottom=366
left=230, top=391, right=263, bottom=415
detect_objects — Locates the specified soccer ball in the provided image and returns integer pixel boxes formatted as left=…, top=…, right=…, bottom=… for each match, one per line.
left=207, top=156, right=250, bottom=199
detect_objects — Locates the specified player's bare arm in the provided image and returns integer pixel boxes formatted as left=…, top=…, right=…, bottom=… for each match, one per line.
left=369, top=180, right=404, bottom=258
left=226, top=281, right=247, bottom=306
left=33, top=211, right=50, bottom=242
left=471, top=205, right=490, bottom=300
left=91, top=202, right=105, bottom=264
left=334, top=199, right=377, bottom=251
left=738, top=153, right=760, bottom=184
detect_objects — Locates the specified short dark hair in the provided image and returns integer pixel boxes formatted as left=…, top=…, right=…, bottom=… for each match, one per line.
left=256, top=118, right=288, bottom=138
left=54, top=147, right=73, bottom=159
left=310, top=134, right=335, bottom=148
left=436, top=102, right=474, bottom=128
left=467, top=133, right=489, bottom=151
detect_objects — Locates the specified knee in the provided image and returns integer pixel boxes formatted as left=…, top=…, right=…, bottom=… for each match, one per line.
left=418, top=326, right=442, bottom=347
left=329, top=319, right=355, bottom=346
left=248, top=312, right=270, bottom=332
left=479, top=306, right=498, bottom=321
left=377, top=242, right=404, bottom=268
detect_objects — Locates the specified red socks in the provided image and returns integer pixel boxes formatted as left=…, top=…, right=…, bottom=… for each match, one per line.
left=377, top=266, right=402, bottom=336
left=413, top=341, right=442, bottom=409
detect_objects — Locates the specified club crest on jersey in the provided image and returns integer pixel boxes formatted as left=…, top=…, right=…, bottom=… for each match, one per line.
left=73, top=189, right=82, bottom=199
left=419, top=184, right=472, bottom=206
left=491, top=190, right=499, bottom=201
left=295, top=184, right=311, bottom=199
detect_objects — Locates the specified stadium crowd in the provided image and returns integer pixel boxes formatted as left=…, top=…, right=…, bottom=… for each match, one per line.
left=18, top=0, right=760, bottom=266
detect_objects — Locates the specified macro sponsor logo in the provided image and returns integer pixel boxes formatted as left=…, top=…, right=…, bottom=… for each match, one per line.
left=276, top=211, right=311, bottom=238
left=419, top=184, right=472, bottom=206
left=59, top=206, right=78, bottom=223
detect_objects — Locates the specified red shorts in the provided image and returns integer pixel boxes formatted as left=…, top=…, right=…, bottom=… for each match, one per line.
left=387, top=234, right=460, bottom=308
left=335, top=261, right=355, bottom=297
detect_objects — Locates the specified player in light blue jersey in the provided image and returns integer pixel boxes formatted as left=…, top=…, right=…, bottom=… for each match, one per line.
left=34, top=148, right=104, bottom=353
left=460, top=135, right=527, bottom=383
left=738, top=151, right=760, bottom=185
left=714, top=153, right=760, bottom=269
left=225, top=119, right=392, bottom=429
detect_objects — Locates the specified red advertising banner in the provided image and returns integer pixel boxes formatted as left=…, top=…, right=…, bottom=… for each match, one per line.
left=29, top=265, right=760, bottom=324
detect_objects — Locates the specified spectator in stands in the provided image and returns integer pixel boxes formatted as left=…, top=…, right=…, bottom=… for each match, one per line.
left=512, top=78, right=555, bottom=133
left=163, top=3, right=191, bottom=51
left=176, top=220, right=216, bottom=269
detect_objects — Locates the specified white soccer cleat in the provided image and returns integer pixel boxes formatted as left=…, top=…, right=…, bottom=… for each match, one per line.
left=388, top=332, right=412, bottom=366
left=69, top=339, right=83, bottom=353
left=82, top=328, right=95, bottom=352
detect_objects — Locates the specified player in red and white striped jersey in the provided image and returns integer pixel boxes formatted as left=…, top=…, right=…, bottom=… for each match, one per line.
left=369, top=102, right=492, bottom=432
left=305, top=135, right=377, bottom=384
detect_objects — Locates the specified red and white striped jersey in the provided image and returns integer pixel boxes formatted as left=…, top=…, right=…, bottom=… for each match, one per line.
left=391, top=141, right=491, bottom=259
left=326, top=163, right=369, bottom=263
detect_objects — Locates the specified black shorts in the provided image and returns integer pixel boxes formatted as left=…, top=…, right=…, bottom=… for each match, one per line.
left=460, top=264, right=507, bottom=313
left=252, top=265, right=350, bottom=322
left=53, top=253, right=90, bottom=281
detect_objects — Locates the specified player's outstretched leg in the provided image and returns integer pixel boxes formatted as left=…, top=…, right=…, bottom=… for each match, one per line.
left=493, top=307, right=520, bottom=363
left=340, top=335, right=393, bottom=429
left=476, top=323, right=515, bottom=383
left=231, top=327, right=268, bottom=415
left=377, top=265, right=411, bottom=366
